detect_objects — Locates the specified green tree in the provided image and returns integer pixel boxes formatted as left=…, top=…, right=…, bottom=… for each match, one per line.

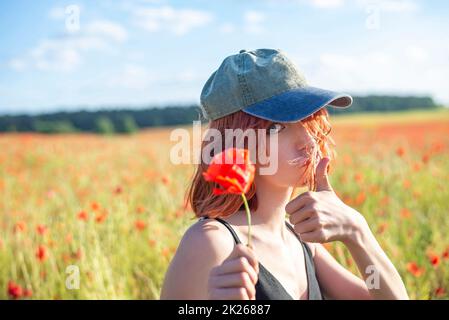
left=95, top=116, right=115, bottom=135
left=121, top=115, right=139, bottom=134
left=33, top=120, right=77, bottom=133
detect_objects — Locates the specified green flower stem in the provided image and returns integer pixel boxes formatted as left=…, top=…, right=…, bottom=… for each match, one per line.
left=241, top=193, right=252, bottom=248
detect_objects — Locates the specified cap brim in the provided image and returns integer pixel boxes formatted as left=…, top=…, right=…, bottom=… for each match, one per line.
left=241, top=86, right=353, bottom=123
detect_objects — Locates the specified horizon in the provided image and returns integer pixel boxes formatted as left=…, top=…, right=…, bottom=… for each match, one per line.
left=0, top=93, right=445, bottom=117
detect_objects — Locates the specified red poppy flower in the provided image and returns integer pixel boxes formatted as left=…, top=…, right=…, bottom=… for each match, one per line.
left=442, top=248, right=449, bottom=260
left=8, top=281, right=23, bottom=299
left=406, top=262, right=424, bottom=277
left=135, top=220, right=147, bottom=231
left=36, top=245, right=48, bottom=262
left=400, top=208, right=412, bottom=219
left=202, top=148, right=255, bottom=195
left=72, top=249, right=83, bottom=260
left=202, top=148, right=256, bottom=247
left=95, top=211, right=108, bottom=223
left=23, top=288, right=33, bottom=298
left=36, top=224, right=48, bottom=236
left=428, top=252, right=440, bottom=267
left=162, top=176, right=170, bottom=185
left=13, top=221, right=27, bottom=233
left=91, top=202, right=100, bottom=211
left=435, top=287, right=445, bottom=297
left=396, top=147, right=405, bottom=157
left=77, top=210, right=88, bottom=221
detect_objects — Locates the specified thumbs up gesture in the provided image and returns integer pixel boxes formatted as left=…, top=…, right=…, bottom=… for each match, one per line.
left=285, top=157, right=367, bottom=244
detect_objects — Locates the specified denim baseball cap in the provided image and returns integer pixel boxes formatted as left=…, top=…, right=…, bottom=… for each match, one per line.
left=200, top=48, right=353, bottom=122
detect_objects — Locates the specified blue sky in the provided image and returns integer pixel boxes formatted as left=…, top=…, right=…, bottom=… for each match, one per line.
left=1, top=0, right=448, bottom=114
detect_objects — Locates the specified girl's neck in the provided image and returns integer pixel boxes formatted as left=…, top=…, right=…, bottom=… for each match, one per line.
left=232, top=181, right=294, bottom=242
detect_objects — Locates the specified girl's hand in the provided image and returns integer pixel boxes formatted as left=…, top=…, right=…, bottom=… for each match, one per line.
left=207, top=243, right=259, bottom=300
left=285, top=157, right=368, bottom=244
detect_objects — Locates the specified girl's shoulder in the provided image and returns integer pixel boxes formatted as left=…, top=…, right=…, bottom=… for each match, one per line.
left=182, top=217, right=236, bottom=252
left=171, top=216, right=238, bottom=269
left=160, top=217, right=235, bottom=299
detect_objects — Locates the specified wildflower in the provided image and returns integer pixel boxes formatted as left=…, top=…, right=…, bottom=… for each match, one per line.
left=396, top=147, right=405, bottom=157
left=95, top=211, right=108, bottom=223
left=114, top=186, right=122, bottom=194
left=7, top=281, right=23, bottom=299
left=77, top=210, right=88, bottom=221
left=36, top=245, right=48, bottom=262
left=135, top=220, right=147, bottom=231
left=13, top=221, right=27, bottom=233
left=202, top=148, right=255, bottom=247
left=377, top=222, right=388, bottom=234
left=36, top=224, right=48, bottom=236
left=406, top=262, right=424, bottom=277
left=442, top=248, right=449, bottom=260
left=202, top=148, right=255, bottom=196
left=23, top=288, right=32, bottom=298
left=435, top=287, right=445, bottom=297
left=428, top=252, right=440, bottom=267
left=354, top=173, right=363, bottom=183
left=400, top=208, right=412, bottom=219
left=91, top=202, right=100, bottom=211
left=403, top=179, right=411, bottom=189
left=162, top=176, right=170, bottom=185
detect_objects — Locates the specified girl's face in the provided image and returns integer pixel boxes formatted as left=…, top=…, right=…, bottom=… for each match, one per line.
left=256, top=121, right=319, bottom=188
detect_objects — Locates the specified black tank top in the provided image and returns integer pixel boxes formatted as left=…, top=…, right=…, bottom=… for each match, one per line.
left=200, top=216, right=323, bottom=300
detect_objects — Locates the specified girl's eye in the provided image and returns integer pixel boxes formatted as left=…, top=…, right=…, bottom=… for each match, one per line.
left=267, top=123, right=285, bottom=134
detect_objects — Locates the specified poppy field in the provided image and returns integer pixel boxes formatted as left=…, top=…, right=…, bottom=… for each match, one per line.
left=1, top=109, right=448, bottom=300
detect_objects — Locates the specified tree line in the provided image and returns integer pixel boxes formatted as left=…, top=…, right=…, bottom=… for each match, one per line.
left=0, top=95, right=442, bottom=134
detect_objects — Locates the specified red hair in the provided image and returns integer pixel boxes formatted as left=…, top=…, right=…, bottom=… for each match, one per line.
left=186, top=107, right=336, bottom=220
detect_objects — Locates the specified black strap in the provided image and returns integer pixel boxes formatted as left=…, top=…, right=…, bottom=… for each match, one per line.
left=200, top=216, right=243, bottom=244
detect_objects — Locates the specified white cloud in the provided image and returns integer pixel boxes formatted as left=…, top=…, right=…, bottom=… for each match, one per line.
left=106, top=65, right=201, bottom=92
left=48, top=7, right=65, bottom=20
left=304, top=0, right=417, bottom=12
left=357, top=0, right=418, bottom=13
left=175, top=68, right=202, bottom=82
left=133, top=6, right=213, bottom=36
left=244, top=11, right=266, bottom=34
left=309, top=0, right=345, bottom=9
left=108, top=64, right=155, bottom=90
left=30, top=40, right=82, bottom=72
left=404, top=46, right=428, bottom=62
left=85, top=20, right=128, bottom=42
left=8, top=59, right=27, bottom=72
left=379, top=0, right=417, bottom=12
left=8, top=19, right=127, bottom=73
left=299, top=48, right=449, bottom=103
left=219, top=23, right=236, bottom=34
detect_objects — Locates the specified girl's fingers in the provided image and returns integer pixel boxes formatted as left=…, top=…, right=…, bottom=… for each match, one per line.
left=300, top=229, right=325, bottom=243
left=289, top=205, right=315, bottom=225
left=226, top=244, right=259, bottom=274
left=213, top=257, right=258, bottom=285
left=210, top=272, right=256, bottom=299
left=285, top=193, right=314, bottom=215
left=294, top=217, right=319, bottom=234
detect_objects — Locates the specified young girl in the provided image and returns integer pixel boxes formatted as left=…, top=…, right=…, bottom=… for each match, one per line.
left=160, top=49, right=408, bottom=300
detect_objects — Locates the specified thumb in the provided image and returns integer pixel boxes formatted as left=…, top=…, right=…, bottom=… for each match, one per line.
left=315, top=157, right=333, bottom=192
